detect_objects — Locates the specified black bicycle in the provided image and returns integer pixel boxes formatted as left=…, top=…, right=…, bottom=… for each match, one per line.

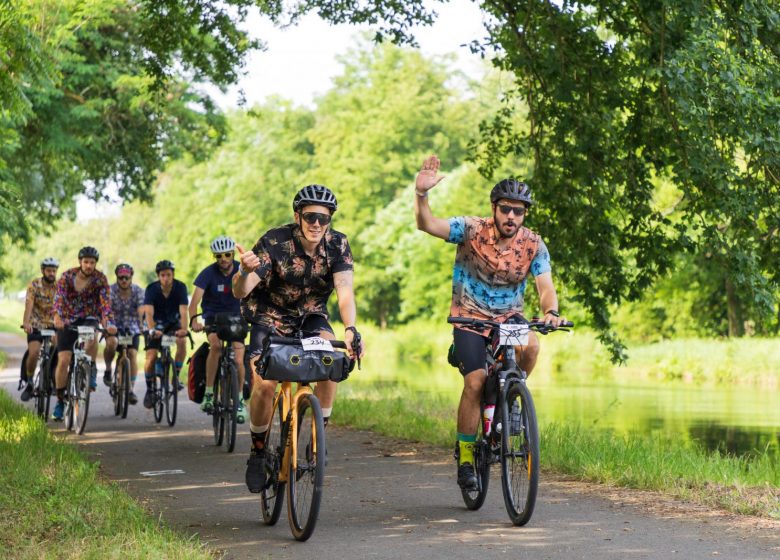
left=110, top=331, right=134, bottom=419
left=192, top=313, right=246, bottom=453
left=448, top=315, right=572, bottom=526
left=149, top=322, right=191, bottom=426
left=22, top=327, right=57, bottom=420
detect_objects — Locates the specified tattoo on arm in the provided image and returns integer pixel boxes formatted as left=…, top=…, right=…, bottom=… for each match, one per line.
left=334, top=274, right=353, bottom=289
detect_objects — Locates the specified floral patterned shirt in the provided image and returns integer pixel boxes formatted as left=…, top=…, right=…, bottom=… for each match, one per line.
left=25, top=277, right=57, bottom=329
left=447, top=217, right=551, bottom=332
left=110, top=283, right=145, bottom=334
left=240, top=224, right=353, bottom=335
left=53, top=267, right=114, bottom=325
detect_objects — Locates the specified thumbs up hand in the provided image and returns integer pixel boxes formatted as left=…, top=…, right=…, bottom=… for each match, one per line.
left=235, top=243, right=261, bottom=273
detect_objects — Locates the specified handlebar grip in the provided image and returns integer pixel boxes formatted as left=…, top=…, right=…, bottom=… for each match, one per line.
left=447, top=317, right=473, bottom=325
left=561, top=320, right=574, bottom=328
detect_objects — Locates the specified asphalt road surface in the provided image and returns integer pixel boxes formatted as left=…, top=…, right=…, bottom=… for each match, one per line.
left=1, top=332, right=778, bottom=559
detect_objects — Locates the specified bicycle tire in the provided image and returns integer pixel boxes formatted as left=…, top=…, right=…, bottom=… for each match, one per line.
left=74, top=360, right=91, bottom=435
left=287, top=393, right=325, bottom=541
left=224, top=361, right=238, bottom=452
left=120, top=356, right=131, bottom=419
left=112, top=358, right=122, bottom=417
left=261, top=397, right=286, bottom=525
left=34, top=356, right=48, bottom=419
left=212, top=365, right=224, bottom=446
left=165, top=360, right=178, bottom=427
left=460, top=408, right=491, bottom=510
left=500, top=379, right=539, bottom=526
left=64, top=362, right=75, bottom=431
left=153, top=361, right=164, bottom=423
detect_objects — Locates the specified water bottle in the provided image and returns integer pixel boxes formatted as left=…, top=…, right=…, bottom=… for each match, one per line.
left=483, top=404, right=495, bottom=436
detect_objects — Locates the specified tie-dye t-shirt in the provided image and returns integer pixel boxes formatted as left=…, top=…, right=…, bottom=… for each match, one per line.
left=110, top=283, right=145, bottom=334
left=447, top=216, right=551, bottom=331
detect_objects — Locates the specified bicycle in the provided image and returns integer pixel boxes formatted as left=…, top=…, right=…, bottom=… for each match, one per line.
left=148, top=322, right=191, bottom=427
left=258, top=329, right=360, bottom=541
left=191, top=312, right=245, bottom=453
left=21, top=327, right=57, bottom=420
left=448, top=315, right=572, bottom=526
left=109, top=330, right=134, bottom=419
left=63, top=319, right=102, bottom=435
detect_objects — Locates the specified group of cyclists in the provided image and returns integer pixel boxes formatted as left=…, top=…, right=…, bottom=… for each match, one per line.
left=18, top=159, right=566, bottom=497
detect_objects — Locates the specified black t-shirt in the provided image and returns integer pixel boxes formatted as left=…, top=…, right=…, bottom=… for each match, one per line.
left=143, top=279, right=188, bottom=326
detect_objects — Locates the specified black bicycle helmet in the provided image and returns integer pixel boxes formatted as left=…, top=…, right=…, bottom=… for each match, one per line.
left=292, top=184, right=338, bottom=213
left=155, top=260, right=175, bottom=274
left=78, top=246, right=100, bottom=261
left=115, top=263, right=134, bottom=276
left=490, top=179, right=533, bottom=207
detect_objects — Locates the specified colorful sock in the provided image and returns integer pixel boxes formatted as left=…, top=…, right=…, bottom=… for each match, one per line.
left=174, top=361, right=183, bottom=373
left=251, top=431, right=266, bottom=450
left=457, top=433, right=477, bottom=465
left=204, top=386, right=213, bottom=396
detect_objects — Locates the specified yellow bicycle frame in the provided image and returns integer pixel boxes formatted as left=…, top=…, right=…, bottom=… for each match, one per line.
left=273, top=381, right=316, bottom=484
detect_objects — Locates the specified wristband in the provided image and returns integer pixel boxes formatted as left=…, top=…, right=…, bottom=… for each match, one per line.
left=345, top=326, right=359, bottom=335
left=545, top=310, right=560, bottom=317
left=415, top=190, right=428, bottom=198
left=238, top=265, right=250, bottom=277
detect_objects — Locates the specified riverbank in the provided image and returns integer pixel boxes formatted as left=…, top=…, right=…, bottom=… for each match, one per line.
left=0, top=389, right=212, bottom=559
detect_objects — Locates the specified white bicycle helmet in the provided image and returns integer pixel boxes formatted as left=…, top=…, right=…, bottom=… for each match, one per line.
left=210, top=235, right=236, bottom=254
left=41, top=257, right=59, bottom=268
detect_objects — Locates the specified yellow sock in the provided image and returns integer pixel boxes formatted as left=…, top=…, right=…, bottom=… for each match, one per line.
left=458, top=440, right=475, bottom=465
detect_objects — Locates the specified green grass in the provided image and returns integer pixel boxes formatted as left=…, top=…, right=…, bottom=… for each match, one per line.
left=0, top=298, right=25, bottom=334
left=333, top=384, right=780, bottom=519
left=0, top=389, right=213, bottom=559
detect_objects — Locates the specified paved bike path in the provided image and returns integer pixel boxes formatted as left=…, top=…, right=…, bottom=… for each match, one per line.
left=1, top=332, right=778, bottom=560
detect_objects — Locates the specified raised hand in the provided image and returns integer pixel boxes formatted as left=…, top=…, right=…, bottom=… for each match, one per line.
left=415, top=154, right=446, bottom=195
left=235, top=243, right=260, bottom=273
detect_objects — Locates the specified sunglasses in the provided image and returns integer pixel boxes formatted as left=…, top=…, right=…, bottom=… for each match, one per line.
left=117, top=276, right=131, bottom=281
left=301, top=212, right=332, bottom=226
left=497, top=204, right=527, bottom=217
left=213, top=252, right=234, bottom=259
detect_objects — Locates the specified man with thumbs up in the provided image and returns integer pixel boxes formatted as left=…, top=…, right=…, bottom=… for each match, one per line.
left=233, top=184, right=365, bottom=493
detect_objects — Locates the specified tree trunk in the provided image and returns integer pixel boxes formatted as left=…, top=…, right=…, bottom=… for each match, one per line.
left=725, top=276, right=744, bottom=337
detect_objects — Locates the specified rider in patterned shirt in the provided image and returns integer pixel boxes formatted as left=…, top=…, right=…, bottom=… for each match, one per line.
left=51, top=247, right=116, bottom=421
left=20, top=257, right=59, bottom=401
left=102, top=263, right=145, bottom=405
left=413, top=155, right=567, bottom=492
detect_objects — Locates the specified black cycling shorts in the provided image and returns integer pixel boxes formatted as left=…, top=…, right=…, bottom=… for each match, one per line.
left=56, top=319, right=97, bottom=353
left=247, top=314, right=333, bottom=361
left=27, top=330, right=45, bottom=344
left=452, top=328, right=490, bottom=376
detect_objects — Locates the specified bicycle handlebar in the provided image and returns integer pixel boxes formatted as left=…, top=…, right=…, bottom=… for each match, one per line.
left=448, top=316, right=574, bottom=332
left=268, top=335, right=348, bottom=350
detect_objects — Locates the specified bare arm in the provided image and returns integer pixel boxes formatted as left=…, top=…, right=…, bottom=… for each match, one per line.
left=22, top=286, right=34, bottom=331
left=143, top=304, right=155, bottom=332
left=414, top=154, right=451, bottom=240
left=188, top=286, right=204, bottom=328
left=334, top=270, right=364, bottom=358
left=232, top=242, right=263, bottom=299
left=534, top=272, right=565, bottom=327
left=178, top=304, right=188, bottom=335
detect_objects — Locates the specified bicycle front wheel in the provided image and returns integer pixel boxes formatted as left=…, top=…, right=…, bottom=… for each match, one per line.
left=223, top=362, right=238, bottom=452
left=212, top=369, right=224, bottom=446
left=73, top=360, right=91, bottom=435
left=34, top=359, right=49, bottom=419
left=119, top=356, right=131, bottom=419
left=261, top=397, right=286, bottom=525
left=165, top=361, right=178, bottom=427
left=500, top=379, right=539, bottom=526
left=287, top=393, right=325, bottom=541
left=153, top=365, right=164, bottom=423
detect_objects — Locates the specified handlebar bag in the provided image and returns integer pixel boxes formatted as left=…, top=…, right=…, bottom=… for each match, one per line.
left=214, top=313, right=248, bottom=342
left=259, top=339, right=351, bottom=383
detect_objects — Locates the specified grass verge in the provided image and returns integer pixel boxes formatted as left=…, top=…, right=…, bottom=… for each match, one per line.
left=333, top=391, right=780, bottom=519
left=0, top=389, right=213, bottom=559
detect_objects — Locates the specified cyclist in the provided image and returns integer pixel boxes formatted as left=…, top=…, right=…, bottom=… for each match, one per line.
left=189, top=235, right=247, bottom=423
left=102, top=263, right=145, bottom=405
left=233, top=184, right=364, bottom=493
left=142, top=260, right=189, bottom=408
left=20, top=257, right=59, bottom=401
left=413, top=155, right=567, bottom=491
left=51, top=247, right=116, bottom=421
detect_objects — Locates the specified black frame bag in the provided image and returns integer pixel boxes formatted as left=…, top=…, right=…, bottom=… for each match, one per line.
left=260, top=336, right=352, bottom=383
left=214, top=312, right=248, bottom=342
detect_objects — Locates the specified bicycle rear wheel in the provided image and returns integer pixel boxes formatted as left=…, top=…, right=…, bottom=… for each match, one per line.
left=212, top=368, right=224, bottom=446
left=34, top=358, right=49, bottom=419
left=460, top=413, right=491, bottom=510
left=287, top=393, right=325, bottom=541
left=165, top=360, right=178, bottom=427
left=119, top=356, right=131, bottom=419
left=261, top=397, right=286, bottom=525
left=73, top=360, right=91, bottom=435
left=500, top=379, right=539, bottom=526
left=223, top=361, right=238, bottom=452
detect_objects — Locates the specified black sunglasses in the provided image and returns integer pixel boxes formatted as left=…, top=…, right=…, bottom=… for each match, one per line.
left=301, top=212, right=332, bottom=226
left=213, top=252, right=234, bottom=259
left=117, top=276, right=131, bottom=281
left=497, top=204, right=527, bottom=217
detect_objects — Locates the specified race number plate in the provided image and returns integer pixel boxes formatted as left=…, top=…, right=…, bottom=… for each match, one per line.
left=161, top=335, right=177, bottom=347
left=40, top=329, right=56, bottom=337
left=77, top=326, right=95, bottom=340
left=301, top=337, right=334, bottom=352
left=499, top=324, right=529, bottom=346
left=117, top=335, right=133, bottom=345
